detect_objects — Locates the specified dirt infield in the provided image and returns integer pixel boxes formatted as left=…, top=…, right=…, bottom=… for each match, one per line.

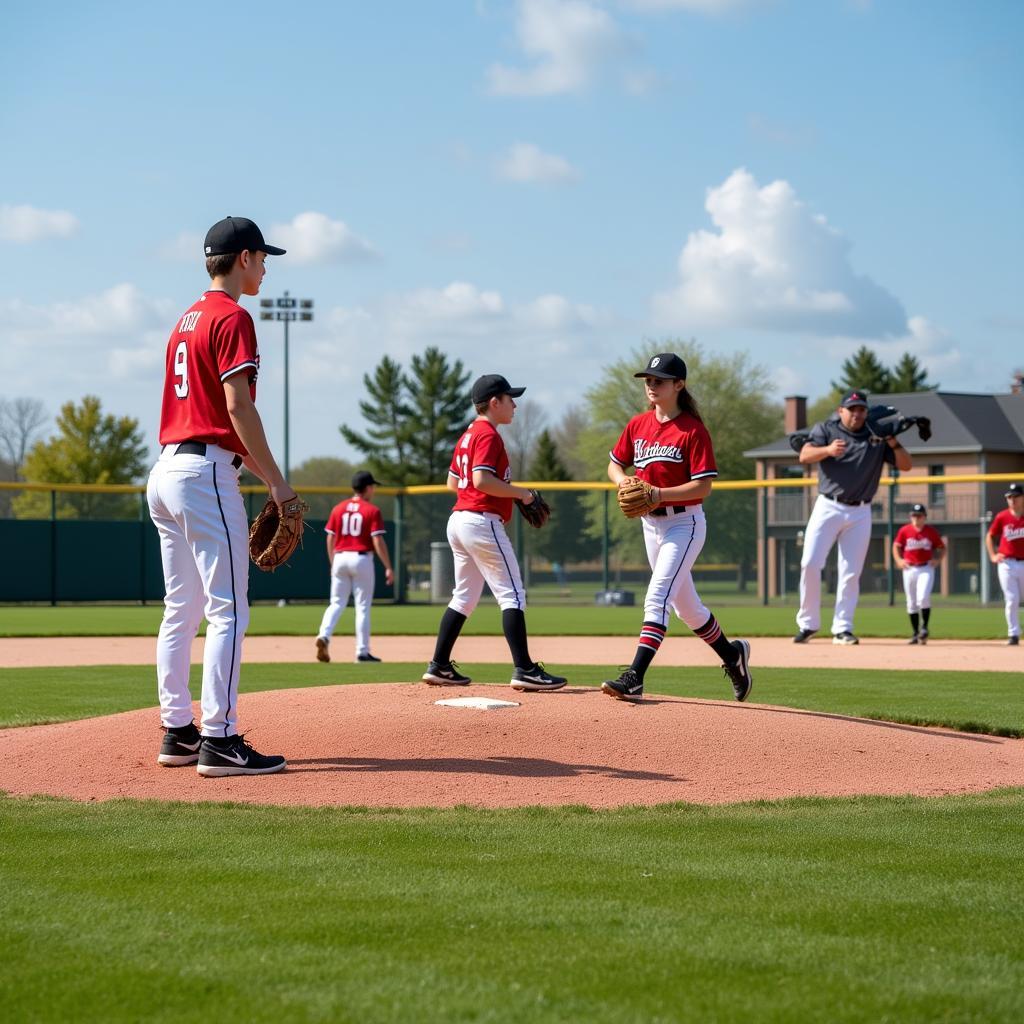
left=1, top=682, right=1022, bottom=809
left=2, top=634, right=1021, bottom=671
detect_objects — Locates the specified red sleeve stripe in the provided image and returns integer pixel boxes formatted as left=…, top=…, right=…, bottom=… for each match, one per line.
left=219, top=360, right=257, bottom=382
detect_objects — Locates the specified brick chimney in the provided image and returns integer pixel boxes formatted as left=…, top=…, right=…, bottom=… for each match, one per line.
left=784, top=395, right=807, bottom=433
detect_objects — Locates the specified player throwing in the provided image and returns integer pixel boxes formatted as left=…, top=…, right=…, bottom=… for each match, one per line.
left=602, top=353, right=753, bottom=702
left=422, top=374, right=567, bottom=691
left=315, top=470, right=394, bottom=664
left=986, top=482, right=1024, bottom=646
left=148, top=216, right=292, bottom=777
left=892, top=503, right=945, bottom=644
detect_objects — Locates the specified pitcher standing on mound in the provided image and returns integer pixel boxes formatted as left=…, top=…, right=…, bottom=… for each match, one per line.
left=601, top=353, right=753, bottom=703
left=148, top=216, right=294, bottom=777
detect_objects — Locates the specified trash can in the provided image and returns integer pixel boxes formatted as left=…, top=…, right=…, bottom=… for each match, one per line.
left=430, top=541, right=454, bottom=604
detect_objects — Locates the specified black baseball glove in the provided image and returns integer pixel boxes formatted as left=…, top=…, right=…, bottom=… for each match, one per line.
left=788, top=431, right=811, bottom=453
left=516, top=489, right=551, bottom=528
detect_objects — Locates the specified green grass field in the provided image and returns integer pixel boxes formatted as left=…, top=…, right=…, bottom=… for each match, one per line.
left=0, top=601, right=1012, bottom=638
left=2, top=608, right=1023, bottom=1021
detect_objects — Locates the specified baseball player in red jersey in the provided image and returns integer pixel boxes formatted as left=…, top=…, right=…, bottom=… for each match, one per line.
left=986, top=482, right=1024, bottom=645
left=892, top=503, right=945, bottom=644
left=422, top=374, right=567, bottom=691
left=147, top=216, right=295, bottom=777
left=315, top=470, right=394, bottom=664
left=601, top=353, right=753, bottom=702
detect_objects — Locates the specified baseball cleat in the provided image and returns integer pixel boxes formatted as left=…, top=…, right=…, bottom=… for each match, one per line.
left=510, top=663, right=567, bottom=691
left=422, top=661, right=472, bottom=685
left=908, top=635, right=920, bottom=645
left=601, top=668, right=643, bottom=701
left=833, top=631, right=860, bottom=645
left=793, top=629, right=817, bottom=644
left=196, top=735, right=286, bottom=777
left=723, top=639, right=753, bottom=701
left=1007, top=636, right=1020, bottom=647
left=157, top=723, right=203, bottom=767
left=315, top=637, right=330, bottom=663
left=356, top=652, right=382, bottom=663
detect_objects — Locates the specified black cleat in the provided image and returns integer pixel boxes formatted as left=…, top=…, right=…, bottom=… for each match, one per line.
left=1008, top=636, right=1020, bottom=647
left=315, top=637, right=330, bottom=663
left=510, top=663, right=567, bottom=691
left=422, top=661, right=472, bottom=685
left=908, top=634, right=920, bottom=645
left=157, top=723, right=202, bottom=767
left=357, top=652, right=382, bottom=663
left=601, top=668, right=643, bottom=701
left=723, top=639, right=753, bottom=701
left=833, top=631, right=860, bottom=645
left=196, top=735, right=285, bottom=777
left=793, top=629, right=817, bottom=644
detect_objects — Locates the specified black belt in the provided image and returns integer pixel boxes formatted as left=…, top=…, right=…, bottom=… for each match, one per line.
left=823, top=494, right=869, bottom=507
left=171, top=440, right=243, bottom=469
left=650, top=504, right=693, bottom=517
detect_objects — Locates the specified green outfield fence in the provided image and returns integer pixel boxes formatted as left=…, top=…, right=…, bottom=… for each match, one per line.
left=0, top=473, right=1017, bottom=606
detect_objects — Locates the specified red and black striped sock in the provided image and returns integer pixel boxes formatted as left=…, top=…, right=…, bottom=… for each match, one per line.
left=694, top=614, right=737, bottom=664
left=630, top=621, right=666, bottom=678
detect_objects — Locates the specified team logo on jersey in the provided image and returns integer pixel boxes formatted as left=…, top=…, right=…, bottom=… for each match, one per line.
left=1003, top=526, right=1024, bottom=542
left=904, top=537, right=932, bottom=551
left=632, top=438, right=684, bottom=468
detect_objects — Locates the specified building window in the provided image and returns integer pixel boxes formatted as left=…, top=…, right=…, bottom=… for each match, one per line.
left=928, top=465, right=945, bottom=507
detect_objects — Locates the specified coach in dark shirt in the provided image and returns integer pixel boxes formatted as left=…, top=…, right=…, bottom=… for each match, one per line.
left=794, top=389, right=912, bottom=645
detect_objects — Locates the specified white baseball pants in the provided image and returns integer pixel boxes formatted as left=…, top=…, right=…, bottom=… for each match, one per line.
left=797, top=494, right=873, bottom=635
left=446, top=510, right=525, bottom=615
left=318, top=551, right=376, bottom=657
left=147, top=446, right=249, bottom=738
left=641, top=506, right=710, bottom=629
left=997, top=558, right=1024, bottom=638
left=902, top=564, right=935, bottom=614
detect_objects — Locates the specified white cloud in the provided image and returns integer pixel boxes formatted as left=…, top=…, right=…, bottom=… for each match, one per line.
left=623, top=0, right=767, bottom=12
left=0, top=203, right=79, bottom=243
left=158, top=231, right=204, bottom=262
left=653, top=168, right=907, bottom=337
left=2, top=283, right=174, bottom=338
left=268, top=211, right=375, bottom=265
left=495, top=142, right=580, bottom=184
left=487, top=0, right=637, bottom=96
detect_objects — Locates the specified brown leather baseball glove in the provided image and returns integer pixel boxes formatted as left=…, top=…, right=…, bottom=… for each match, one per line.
left=249, top=495, right=309, bottom=571
left=516, top=489, right=551, bottom=528
left=617, top=476, right=659, bottom=519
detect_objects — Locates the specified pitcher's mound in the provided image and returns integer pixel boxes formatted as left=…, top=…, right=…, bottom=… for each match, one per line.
left=1, top=684, right=1021, bottom=808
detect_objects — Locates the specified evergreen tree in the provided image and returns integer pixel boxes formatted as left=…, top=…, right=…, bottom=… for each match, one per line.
left=831, top=345, right=890, bottom=394
left=888, top=352, right=936, bottom=392
left=13, top=396, right=148, bottom=519
left=338, top=357, right=412, bottom=485
left=525, top=430, right=599, bottom=570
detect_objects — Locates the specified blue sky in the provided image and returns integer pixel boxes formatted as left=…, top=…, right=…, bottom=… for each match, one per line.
left=2, top=0, right=1021, bottom=469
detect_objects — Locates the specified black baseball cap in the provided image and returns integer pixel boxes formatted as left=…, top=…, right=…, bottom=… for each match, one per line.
left=840, top=389, right=869, bottom=408
left=1005, top=483, right=1024, bottom=498
left=910, top=503, right=927, bottom=515
left=204, top=216, right=286, bottom=257
left=352, top=470, right=381, bottom=491
left=471, top=374, right=526, bottom=405
left=635, top=353, right=687, bottom=380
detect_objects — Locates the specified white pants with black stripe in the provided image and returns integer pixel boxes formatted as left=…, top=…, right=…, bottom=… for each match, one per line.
left=446, top=510, right=525, bottom=615
left=641, top=505, right=710, bottom=629
left=902, top=564, right=935, bottom=614
left=318, top=550, right=376, bottom=656
left=997, top=558, right=1024, bottom=638
left=797, top=494, right=872, bottom=636
left=147, top=446, right=249, bottom=738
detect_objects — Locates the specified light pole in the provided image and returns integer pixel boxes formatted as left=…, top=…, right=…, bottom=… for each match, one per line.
left=259, top=291, right=313, bottom=478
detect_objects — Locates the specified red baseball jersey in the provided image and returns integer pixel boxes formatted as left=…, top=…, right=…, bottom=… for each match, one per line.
left=895, top=523, right=945, bottom=565
left=610, top=410, right=717, bottom=509
left=449, top=418, right=513, bottom=522
left=158, top=290, right=259, bottom=456
left=325, top=497, right=385, bottom=554
left=989, top=509, right=1024, bottom=559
